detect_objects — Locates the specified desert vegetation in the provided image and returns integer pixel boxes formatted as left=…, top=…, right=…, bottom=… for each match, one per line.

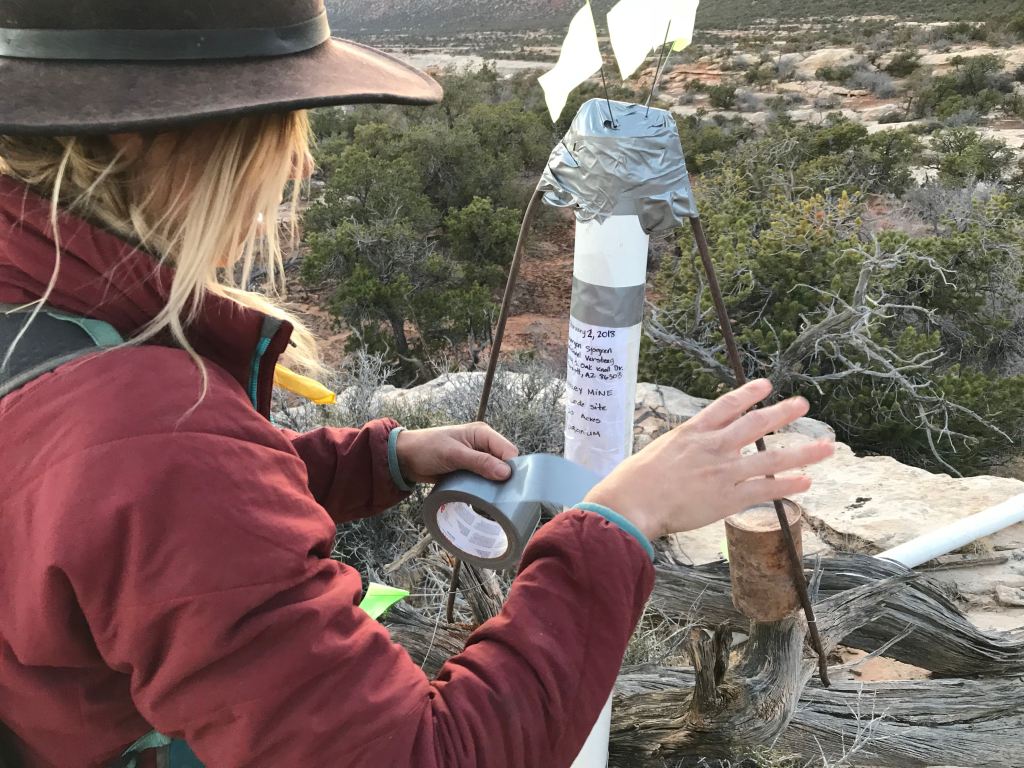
left=300, top=41, right=1024, bottom=477
left=278, top=7, right=1024, bottom=766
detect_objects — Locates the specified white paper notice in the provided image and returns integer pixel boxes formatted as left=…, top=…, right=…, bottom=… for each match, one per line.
left=564, top=316, right=642, bottom=479
left=606, top=0, right=700, bottom=80
left=538, top=2, right=604, bottom=122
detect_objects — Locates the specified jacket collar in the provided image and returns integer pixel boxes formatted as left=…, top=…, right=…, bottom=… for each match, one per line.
left=0, top=176, right=292, bottom=416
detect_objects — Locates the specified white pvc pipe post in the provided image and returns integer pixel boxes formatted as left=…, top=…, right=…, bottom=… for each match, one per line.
left=876, top=493, right=1024, bottom=568
left=565, top=214, right=649, bottom=768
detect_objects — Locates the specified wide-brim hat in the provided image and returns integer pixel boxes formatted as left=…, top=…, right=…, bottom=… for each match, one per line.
left=0, top=0, right=443, bottom=135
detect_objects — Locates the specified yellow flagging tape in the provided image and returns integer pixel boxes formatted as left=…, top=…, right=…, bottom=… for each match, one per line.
left=273, top=364, right=337, bottom=405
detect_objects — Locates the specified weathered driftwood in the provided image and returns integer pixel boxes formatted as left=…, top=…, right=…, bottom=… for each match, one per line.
left=603, top=570, right=914, bottom=764
left=385, top=554, right=1024, bottom=766
left=613, top=668, right=1024, bottom=767
left=650, top=555, right=1024, bottom=677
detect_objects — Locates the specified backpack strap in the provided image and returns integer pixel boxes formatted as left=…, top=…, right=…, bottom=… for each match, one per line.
left=0, top=304, right=124, bottom=398
left=111, top=730, right=205, bottom=768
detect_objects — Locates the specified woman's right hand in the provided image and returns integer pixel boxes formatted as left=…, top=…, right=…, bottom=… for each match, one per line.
left=583, top=379, right=835, bottom=541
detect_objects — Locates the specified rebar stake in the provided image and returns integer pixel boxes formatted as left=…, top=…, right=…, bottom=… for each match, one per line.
left=689, top=216, right=831, bottom=687
left=446, top=187, right=546, bottom=625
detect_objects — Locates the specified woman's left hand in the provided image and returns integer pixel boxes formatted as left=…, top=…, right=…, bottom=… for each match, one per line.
left=395, top=423, right=519, bottom=484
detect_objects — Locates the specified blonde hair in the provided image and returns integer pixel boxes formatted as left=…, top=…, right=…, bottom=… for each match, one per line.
left=0, top=111, right=321, bottom=396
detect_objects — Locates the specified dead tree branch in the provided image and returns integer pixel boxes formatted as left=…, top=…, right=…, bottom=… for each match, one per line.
left=386, top=554, right=1024, bottom=767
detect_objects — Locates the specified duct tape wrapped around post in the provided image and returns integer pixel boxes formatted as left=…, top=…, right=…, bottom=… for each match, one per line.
left=420, top=454, right=602, bottom=570
left=539, top=98, right=697, bottom=233
left=539, top=99, right=697, bottom=768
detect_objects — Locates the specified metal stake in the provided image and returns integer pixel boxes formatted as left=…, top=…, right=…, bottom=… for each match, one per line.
left=446, top=187, right=546, bottom=624
left=689, top=216, right=831, bottom=687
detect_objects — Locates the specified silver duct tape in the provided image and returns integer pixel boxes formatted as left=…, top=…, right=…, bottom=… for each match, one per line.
left=570, top=278, right=645, bottom=328
left=539, top=99, right=698, bottom=234
left=420, top=454, right=602, bottom=569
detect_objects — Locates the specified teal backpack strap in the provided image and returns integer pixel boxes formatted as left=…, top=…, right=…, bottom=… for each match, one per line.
left=117, top=730, right=204, bottom=768
left=0, top=304, right=123, bottom=398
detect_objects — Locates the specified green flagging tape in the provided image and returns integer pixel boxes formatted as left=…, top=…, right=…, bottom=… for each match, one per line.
left=359, top=582, right=409, bottom=620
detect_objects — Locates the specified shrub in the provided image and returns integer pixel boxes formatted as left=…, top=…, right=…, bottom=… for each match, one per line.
left=846, top=69, right=897, bottom=98
left=944, top=21, right=989, bottom=43
left=744, top=64, right=776, bottom=88
left=816, top=64, right=858, bottom=83
left=885, top=50, right=921, bottom=78
left=813, top=94, right=841, bottom=110
left=1007, top=94, right=1024, bottom=120
left=642, top=182, right=1024, bottom=474
left=301, top=66, right=555, bottom=382
left=775, top=55, right=798, bottom=81
left=910, top=55, right=1015, bottom=120
left=708, top=83, right=738, bottom=110
left=675, top=114, right=756, bottom=174
left=1011, top=14, right=1024, bottom=39
left=931, top=128, right=1016, bottom=184
left=877, top=111, right=909, bottom=124
left=734, top=90, right=764, bottom=113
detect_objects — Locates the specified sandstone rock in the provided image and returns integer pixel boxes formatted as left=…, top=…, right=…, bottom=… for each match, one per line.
left=794, top=48, right=869, bottom=79
left=729, top=52, right=760, bottom=70
left=633, top=383, right=835, bottom=441
left=995, top=584, right=1024, bottom=608
left=667, top=428, right=1024, bottom=628
left=918, top=45, right=1024, bottom=74
left=776, top=52, right=804, bottom=79
left=790, top=436, right=1024, bottom=555
left=978, top=127, right=1024, bottom=152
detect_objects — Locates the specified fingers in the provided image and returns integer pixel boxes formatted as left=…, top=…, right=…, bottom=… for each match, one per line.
left=448, top=441, right=513, bottom=481
left=450, top=423, right=518, bottom=482
left=733, top=474, right=814, bottom=510
left=689, top=379, right=773, bottom=431
left=718, top=396, right=810, bottom=452
left=732, top=440, right=835, bottom=481
left=468, top=422, right=519, bottom=461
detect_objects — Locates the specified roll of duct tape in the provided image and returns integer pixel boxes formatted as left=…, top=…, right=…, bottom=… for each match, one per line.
left=420, top=454, right=603, bottom=569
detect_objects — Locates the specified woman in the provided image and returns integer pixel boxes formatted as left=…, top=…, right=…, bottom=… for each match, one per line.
left=0, top=1, right=834, bottom=766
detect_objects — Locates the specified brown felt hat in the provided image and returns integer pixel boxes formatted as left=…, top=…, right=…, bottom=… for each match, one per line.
left=0, top=0, right=443, bottom=135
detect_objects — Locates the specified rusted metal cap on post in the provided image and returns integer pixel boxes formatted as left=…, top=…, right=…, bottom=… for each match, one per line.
left=726, top=499, right=804, bottom=622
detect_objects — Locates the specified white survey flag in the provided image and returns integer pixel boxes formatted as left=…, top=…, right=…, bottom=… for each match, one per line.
left=538, top=2, right=603, bottom=122
left=606, top=0, right=700, bottom=80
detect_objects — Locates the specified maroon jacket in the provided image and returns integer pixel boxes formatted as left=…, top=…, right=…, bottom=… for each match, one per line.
left=0, top=177, right=654, bottom=768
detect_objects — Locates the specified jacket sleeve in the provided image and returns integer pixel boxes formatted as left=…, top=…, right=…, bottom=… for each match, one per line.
left=60, top=426, right=654, bottom=768
left=277, top=417, right=409, bottom=522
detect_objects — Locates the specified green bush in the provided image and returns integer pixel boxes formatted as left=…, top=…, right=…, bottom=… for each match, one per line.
left=944, top=21, right=989, bottom=42
left=744, top=64, right=775, bottom=88
left=1006, top=13, right=1024, bottom=38
left=910, top=55, right=1015, bottom=120
left=708, top=84, right=738, bottom=109
left=931, top=127, right=1016, bottom=184
left=302, top=67, right=560, bottom=382
left=816, top=64, right=858, bottom=83
left=641, top=120, right=1024, bottom=475
left=675, top=114, right=756, bottom=174
left=885, top=50, right=921, bottom=77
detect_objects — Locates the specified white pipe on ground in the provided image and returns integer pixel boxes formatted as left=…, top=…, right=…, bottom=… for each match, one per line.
left=565, top=214, right=649, bottom=768
left=876, top=493, right=1024, bottom=568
